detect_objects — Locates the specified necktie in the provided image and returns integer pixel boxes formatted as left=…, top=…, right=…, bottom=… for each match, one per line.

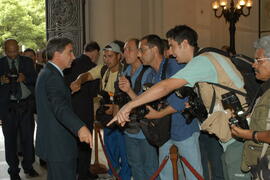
left=10, top=60, right=22, bottom=100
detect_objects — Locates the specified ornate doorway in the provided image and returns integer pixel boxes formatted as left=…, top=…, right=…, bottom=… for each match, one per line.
left=45, top=0, right=85, bottom=56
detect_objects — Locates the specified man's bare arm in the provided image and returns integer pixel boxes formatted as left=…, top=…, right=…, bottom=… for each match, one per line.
left=129, top=78, right=187, bottom=110
left=77, top=72, right=93, bottom=84
left=107, top=78, right=187, bottom=126
left=70, top=72, right=93, bottom=93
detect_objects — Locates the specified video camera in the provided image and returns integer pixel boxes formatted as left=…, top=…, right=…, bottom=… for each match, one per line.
left=221, top=91, right=249, bottom=129
left=175, top=86, right=208, bottom=124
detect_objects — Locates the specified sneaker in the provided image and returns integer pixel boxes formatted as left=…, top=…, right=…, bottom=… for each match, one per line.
left=24, top=168, right=39, bottom=177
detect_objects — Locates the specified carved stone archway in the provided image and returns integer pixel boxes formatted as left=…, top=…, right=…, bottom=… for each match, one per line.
left=45, top=0, right=85, bottom=56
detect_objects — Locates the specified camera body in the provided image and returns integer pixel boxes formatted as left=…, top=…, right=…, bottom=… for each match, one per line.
left=221, top=91, right=249, bottom=129
left=6, top=72, right=19, bottom=84
left=6, top=69, right=20, bottom=97
left=175, top=86, right=208, bottom=124
left=96, top=90, right=112, bottom=115
left=114, top=76, right=131, bottom=107
left=129, top=83, right=162, bottom=122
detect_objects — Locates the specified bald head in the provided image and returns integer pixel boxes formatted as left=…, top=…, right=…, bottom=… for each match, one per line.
left=4, top=39, right=19, bottom=59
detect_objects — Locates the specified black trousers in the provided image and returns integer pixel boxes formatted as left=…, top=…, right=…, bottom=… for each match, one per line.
left=77, top=140, right=92, bottom=177
left=199, top=132, right=225, bottom=180
left=2, top=98, right=35, bottom=175
left=47, top=159, right=77, bottom=180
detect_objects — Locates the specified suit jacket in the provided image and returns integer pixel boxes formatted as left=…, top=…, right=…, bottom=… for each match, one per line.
left=0, top=55, right=36, bottom=119
left=64, top=54, right=99, bottom=129
left=35, top=63, right=85, bottom=162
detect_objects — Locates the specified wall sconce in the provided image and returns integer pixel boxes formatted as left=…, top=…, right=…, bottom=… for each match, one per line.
left=211, top=0, right=252, bottom=54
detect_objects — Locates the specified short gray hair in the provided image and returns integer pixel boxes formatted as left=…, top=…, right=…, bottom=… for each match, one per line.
left=254, top=35, right=270, bottom=58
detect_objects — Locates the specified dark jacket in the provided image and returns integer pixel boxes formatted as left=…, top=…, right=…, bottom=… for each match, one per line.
left=0, top=55, right=36, bottom=119
left=35, top=63, right=84, bottom=161
left=64, top=54, right=99, bottom=129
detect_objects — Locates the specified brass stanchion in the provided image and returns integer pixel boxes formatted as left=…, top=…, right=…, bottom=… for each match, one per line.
left=170, top=145, right=179, bottom=180
left=90, top=121, right=108, bottom=174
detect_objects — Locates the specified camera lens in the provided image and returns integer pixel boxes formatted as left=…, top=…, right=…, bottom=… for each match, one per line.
left=182, top=108, right=195, bottom=124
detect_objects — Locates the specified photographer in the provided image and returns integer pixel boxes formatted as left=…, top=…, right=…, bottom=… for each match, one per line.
left=230, top=35, right=270, bottom=176
left=0, top=39, right=38, bottom=179
left=117, top=38, right=158, bottom=180
left=109, top=25, right=248, bottom=179
left=133, top=34, right=202, bottom=180
left=70, top=42, right=131, bottom=180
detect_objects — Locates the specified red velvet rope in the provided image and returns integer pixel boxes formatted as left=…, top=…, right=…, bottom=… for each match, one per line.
left=180, top=156, right=204, bottom=180
left=97, top=129, right=122, bottom=180
left=150, top=155, right=169, bottom=180
left=97, top=130, right=204, bottom=180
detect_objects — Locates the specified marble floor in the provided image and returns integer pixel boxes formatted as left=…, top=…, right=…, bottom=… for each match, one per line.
left=0, top=124, right=115, bottom=180
left=0, top=124, right=48, bottom=180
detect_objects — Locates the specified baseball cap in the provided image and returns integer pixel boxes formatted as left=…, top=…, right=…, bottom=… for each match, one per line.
left=103, top=42, right=122, bottom=54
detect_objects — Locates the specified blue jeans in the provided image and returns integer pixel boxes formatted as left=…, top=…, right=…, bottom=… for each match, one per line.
left=159, top=132, right=203, bottom=180
left=125, top=135, right=159, bottom=180
left=104, top=128, right=131, bottom=180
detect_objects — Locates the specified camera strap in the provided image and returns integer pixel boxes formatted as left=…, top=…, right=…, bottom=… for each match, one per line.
left=195, top=83, right=216, bottom=114
left=133, top=66, right=149, bottom=94
left=207, top=82, right=259, bottom=114
left=161, top=58, right=169, bottom=80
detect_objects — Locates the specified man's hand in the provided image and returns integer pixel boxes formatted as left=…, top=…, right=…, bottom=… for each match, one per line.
left=145, top=105, right=161, bottom=119
left=230, top=124, right=252, bottom=140
left=119, top=76, right=131, bottom=93
left=78, top=126, right=93, bottom=148
left=70, top=79, right=81, bottom=93
left=17, top=73, right=26, bottom=83
left=107, top=103, right=133, bottom=127
left=0, top=75, right=10, bottom=84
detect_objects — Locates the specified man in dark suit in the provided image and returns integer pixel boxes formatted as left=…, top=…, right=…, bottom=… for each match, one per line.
left=0, top=39, right=38, bottom=180
left=64, top=41, right=100, bottom=180
left=35, top=37, right=93, bottom=180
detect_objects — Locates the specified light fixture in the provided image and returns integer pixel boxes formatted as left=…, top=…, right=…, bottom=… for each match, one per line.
left=211, top=0, right=252, bottom=54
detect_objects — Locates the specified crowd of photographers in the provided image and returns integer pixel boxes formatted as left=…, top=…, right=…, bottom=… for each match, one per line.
left=1, top=24, right=270, bottom=180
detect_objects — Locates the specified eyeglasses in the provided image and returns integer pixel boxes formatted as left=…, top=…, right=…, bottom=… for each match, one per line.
left=138, top=47, right=151, bottom=54
left=254, top=57, right=270, bottom=64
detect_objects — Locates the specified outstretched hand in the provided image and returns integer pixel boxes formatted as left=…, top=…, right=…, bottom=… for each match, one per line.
left=70, top=80, right=81, bottom=94
left=107, top=103, right=133, bottom=127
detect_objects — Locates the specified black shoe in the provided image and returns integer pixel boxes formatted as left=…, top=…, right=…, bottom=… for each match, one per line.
left=40, top=159, right=47, bottom=168
left=78, top=176, right=97, bottom=180
left=24, top=168, right=39, bottom=177
left=10, top=174, right=21, bottom=180
left=78, top=173, right=98, bottom=180
left=89, top=173, right=98, bottom=179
